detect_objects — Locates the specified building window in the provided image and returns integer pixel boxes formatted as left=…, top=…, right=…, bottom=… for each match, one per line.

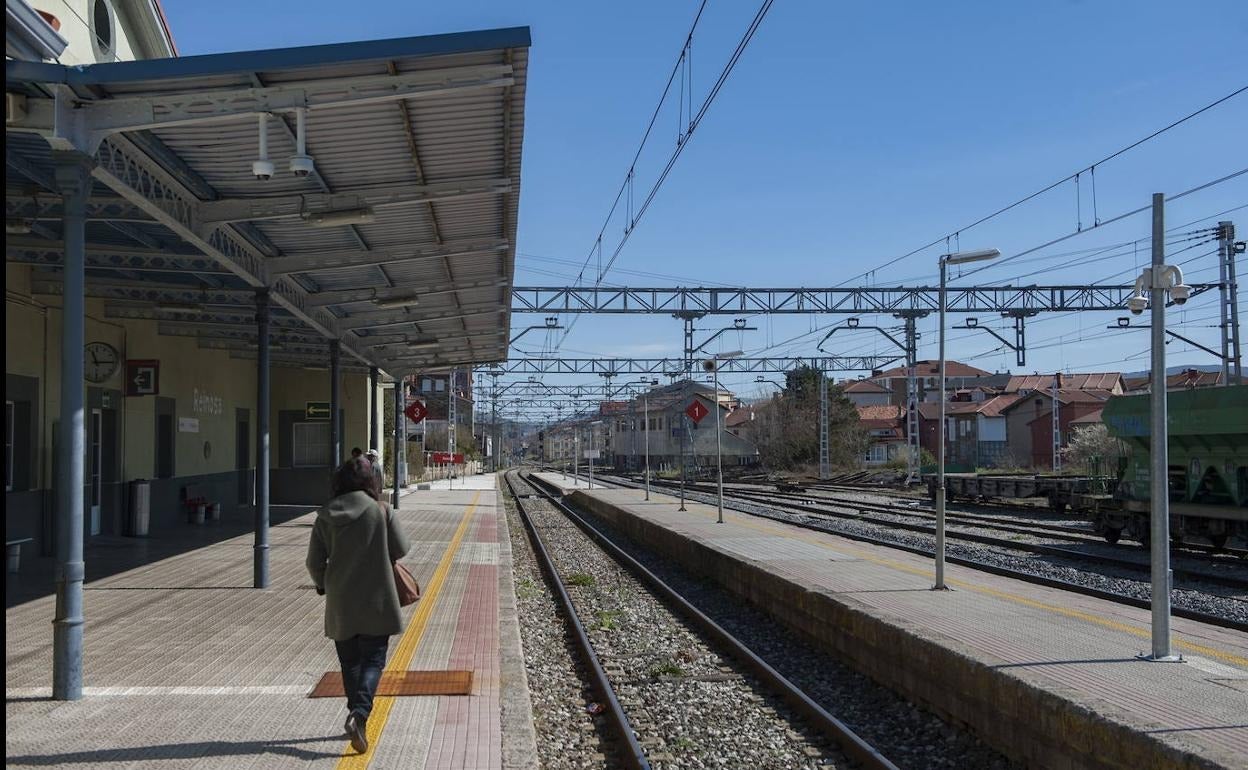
left=421, top=378, right=432, bottom=392
left=91, top=0, right=116, bottom=61
left=435, top=379, right=446, bottom=392
left=293, top=422, right=331, bottom=468
left=5, top=401, right=13, bottom=492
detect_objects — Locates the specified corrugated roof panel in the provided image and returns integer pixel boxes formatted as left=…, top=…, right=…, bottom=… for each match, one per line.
left=7, top=27, right=528, bottom=374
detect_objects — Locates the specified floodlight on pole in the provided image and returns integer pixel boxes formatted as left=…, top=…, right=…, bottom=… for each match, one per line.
left=705, top=351, right=743, bottom=523
left=935, top=248, right=1000, bottom=589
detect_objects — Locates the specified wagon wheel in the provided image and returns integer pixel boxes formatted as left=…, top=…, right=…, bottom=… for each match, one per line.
left=1103, top=527, right=1122, bottom=545
left=1209, top=533, right=1229, bottom=550
left=1048, top=495, right=1067, bottom=515
left=1170, top=531, right=1184, bottom=547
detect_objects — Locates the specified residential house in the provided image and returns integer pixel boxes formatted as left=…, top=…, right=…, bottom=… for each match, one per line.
left=1124, top=368, right=1226, bottom=392
left=610, top=380, right=757, bottom=473
left=1005, top=372, right=1124, bottom=394
left=857, top=404, right=905, bottom=465
left=918, top=393, right=1021, bottom=469
left=870, top=360, right=1004, bottom=408
left=843, top=379, right=891, bottom=407
left=999, top=389, right=1114, bottom=469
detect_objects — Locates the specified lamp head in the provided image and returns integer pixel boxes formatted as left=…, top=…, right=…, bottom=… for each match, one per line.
left=942, top=248, right=1001, bottom=265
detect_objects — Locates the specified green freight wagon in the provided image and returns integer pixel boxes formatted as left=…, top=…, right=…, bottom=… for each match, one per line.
left=1101, top=384, right=1248, bottom=548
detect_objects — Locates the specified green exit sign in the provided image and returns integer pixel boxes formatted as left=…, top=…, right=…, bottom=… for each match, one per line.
left=306, top=401, right=331, bottom=420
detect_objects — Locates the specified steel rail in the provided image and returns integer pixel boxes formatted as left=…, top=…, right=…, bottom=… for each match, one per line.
left=657, top=480, right=1248, bottom=591
left=588, top=472, right=1248, bottom=633
left=521, top=471, right=900, bottom=770
left=502, top=471, right=650, bottom=770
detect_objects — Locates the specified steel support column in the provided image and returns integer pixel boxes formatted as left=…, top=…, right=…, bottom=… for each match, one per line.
left=1148, top=193, right=1175, bottom=660
left=51, top=151, right=92, bottom=701
left=393, top=379, right=403, bottom=509
left=329, top=340, right=341, bottom=467
left=819, top=371, right=830, bottom=480
left=369, top=367, right=380, bottom=453
left=1220, top=221, right=1242, bottom=384
left=254, top=288, right=271, bottom=589
left=899, top=314, right=921, bottom=483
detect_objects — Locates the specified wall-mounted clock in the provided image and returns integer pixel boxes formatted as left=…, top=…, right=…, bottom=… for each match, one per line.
left=85, top=341, right=120, bottom=383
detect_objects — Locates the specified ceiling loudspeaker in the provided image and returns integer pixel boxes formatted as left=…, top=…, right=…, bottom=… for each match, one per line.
left=702, top=359, right=717, bottom=372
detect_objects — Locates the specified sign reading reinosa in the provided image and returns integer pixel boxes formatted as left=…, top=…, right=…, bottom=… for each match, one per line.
left=431, top=452, right=464, bottom=464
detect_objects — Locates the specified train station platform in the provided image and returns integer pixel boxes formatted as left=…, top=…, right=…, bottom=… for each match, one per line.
left=531, top=472, right=1248, bottom=770
left=5, top=478, right=537, bottom=769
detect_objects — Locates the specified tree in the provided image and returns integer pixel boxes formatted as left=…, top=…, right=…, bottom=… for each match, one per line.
left=751, top=366, right=868, bottom=471
left=1061, top=423, right=1125, bottom=475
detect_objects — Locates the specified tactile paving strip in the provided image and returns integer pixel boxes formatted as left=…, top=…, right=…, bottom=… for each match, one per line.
left=308, top=670, right=474, bottom=698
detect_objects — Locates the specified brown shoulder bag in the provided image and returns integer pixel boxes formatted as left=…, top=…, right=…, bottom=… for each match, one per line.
left=382, top=501, right=421, bottom=606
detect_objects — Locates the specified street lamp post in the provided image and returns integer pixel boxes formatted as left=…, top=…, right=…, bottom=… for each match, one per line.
left=573, top=430, right=579, bottom=487
left=706, top=351, right=743, bottom=524
left=936, top=249, right=1000, bottom=590
left=1128, top=193, right=1191, bottom=661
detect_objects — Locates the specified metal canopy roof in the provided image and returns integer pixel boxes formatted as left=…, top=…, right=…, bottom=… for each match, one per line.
left=6, top=27, right=530, bottom=374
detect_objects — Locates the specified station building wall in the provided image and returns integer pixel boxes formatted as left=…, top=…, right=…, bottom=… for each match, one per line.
left=5, top=263, right=383, bottom=556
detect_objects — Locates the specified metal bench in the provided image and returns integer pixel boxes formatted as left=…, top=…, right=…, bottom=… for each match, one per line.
left=7, top=538, right=33, bottom=573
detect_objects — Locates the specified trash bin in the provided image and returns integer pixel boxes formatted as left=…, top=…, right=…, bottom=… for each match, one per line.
left=191, top=504, right=206, bottom=525
left=128, top=479, right=151, bottom=537
left=208, top=502, right=222, bottom=521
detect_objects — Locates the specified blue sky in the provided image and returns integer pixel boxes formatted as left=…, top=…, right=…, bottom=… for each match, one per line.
left=163, top=1, right=1247, bottom=407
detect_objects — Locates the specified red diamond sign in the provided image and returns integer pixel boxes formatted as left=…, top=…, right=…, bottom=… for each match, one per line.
left=404, top=400, right=428, bottom=424
left=685, top=399, right=710, bottom=425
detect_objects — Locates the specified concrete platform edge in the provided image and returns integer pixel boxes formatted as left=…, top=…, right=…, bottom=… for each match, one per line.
left=495, top=474, right=540, bottom=770
left=565, top=487, right=1234, bottom=770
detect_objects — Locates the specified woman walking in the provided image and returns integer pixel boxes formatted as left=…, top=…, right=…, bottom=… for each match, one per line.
left=306, top=457, right=411, bottom=754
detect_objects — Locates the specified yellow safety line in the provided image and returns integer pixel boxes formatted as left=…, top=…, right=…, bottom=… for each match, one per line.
left=593, top=483, right=1248, bottom=669
left=336, top=491, right=481, bottom=767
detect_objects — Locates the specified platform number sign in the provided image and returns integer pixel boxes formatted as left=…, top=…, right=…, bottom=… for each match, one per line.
left=685, top=399, right=709, bottom=425
left=404, top=400, right=428, bottom=424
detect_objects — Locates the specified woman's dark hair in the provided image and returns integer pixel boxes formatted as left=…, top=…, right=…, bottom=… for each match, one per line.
left=333, top=457, right=378, bottom=500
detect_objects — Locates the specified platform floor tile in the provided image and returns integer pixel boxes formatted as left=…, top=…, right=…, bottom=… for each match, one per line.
left=6, top=482, right=530, bottom=770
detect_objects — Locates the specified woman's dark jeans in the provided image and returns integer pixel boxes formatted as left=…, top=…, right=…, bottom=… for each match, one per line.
left=334, top=634, right=391, bottom=721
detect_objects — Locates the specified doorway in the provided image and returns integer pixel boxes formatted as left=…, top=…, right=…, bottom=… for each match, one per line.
left=90, top=408, right=102, bottom=536
left=236, top=408, right=250, bottom=505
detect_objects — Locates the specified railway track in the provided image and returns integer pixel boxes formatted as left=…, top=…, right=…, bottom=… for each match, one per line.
left=504, top=470, right=899, bottom=770
left=582, top=471, right=1248, bottom=632
left=682, top=483, right=1248, bottom=589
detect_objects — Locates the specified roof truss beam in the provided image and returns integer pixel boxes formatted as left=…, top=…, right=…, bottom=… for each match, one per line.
left=489, top=356, right=900, bottom=375
left=196, top=177, right=510, bottom=225
left=267, top=238, right=509, bottom=275
left=12, top=64, right=514, bottom=142
left=511, top=285, right=1219, bottom=314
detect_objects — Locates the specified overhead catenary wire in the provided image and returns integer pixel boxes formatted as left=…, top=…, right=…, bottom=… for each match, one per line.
left=556, top=0, right=777, bottom=352
left=835, top=86, right=1248, bottom=288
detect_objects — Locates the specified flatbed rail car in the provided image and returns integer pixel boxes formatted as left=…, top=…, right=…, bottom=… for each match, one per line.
left=931, top=473, right=1112, bottom=516
left=924, top=385, right=1247, bottom=548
